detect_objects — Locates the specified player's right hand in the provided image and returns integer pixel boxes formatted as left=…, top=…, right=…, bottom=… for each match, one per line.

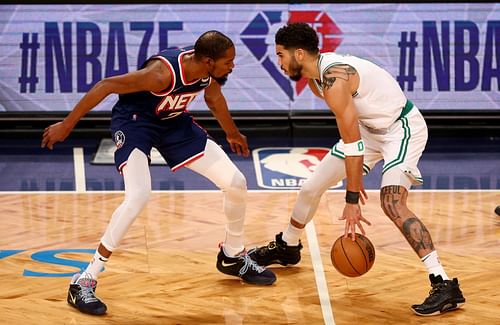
left=226, top=131, right=249, bottom=157
left=339, top=203, right=371, bottom=241
left=41, top=121, right=72, bottom=150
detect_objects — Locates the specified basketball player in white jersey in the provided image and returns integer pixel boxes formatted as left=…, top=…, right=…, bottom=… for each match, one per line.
left=249, top=22, right=465, bottom=316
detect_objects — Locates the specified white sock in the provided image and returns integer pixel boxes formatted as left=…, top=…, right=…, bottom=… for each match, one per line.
left=79, top=250, right=109, bottom=281
left=223, top=242, right=244, bottom=257
left=224, top=232, right=245, bottom=257
left=421, top=250, right=449, bottom=280
left=282, top=223, right=303, bottom=246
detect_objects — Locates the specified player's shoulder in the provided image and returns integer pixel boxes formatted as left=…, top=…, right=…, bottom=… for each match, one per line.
left=321, top=51, right=359, bottom=62
left=320, top=52, right=351, bottom=68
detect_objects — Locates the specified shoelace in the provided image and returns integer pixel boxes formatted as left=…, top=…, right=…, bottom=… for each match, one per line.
left=77, top=274, right=99, bottom=304
left=238, top=254, right=265, bottom=276
left=423, top=283, right=447, bottom=303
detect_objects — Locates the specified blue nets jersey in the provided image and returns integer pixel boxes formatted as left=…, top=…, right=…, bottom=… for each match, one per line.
left=112, top=46, right=212, bottom=120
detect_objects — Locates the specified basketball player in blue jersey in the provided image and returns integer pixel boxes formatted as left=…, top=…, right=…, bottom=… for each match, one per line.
left=249, top=23, right=465, bottom=316
left=41, top=30, right=276, bottom=316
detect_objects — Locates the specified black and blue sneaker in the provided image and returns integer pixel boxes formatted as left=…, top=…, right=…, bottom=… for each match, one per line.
left=216, top=244, right=276, bottom=285
left=67, top=273, right=107, bottom=315
left=411, top=274, right=465, bottom=316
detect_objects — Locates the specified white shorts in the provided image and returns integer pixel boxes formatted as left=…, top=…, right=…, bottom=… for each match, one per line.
left=331, top=106, right=428, bottom=189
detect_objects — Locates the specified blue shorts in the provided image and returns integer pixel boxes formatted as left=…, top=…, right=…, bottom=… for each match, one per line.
left=110, top=110, right=208, bottom=173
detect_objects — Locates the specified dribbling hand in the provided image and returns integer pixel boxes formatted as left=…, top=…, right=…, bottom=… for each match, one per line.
left=339, top=203, right=372, bottom=241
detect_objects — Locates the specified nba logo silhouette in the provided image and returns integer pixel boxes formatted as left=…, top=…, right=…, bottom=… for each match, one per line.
left=253, top=147, right=343, bottom=189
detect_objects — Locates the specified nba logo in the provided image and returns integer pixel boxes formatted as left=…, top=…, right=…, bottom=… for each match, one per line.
left=253, top=147, right=343, bottom=189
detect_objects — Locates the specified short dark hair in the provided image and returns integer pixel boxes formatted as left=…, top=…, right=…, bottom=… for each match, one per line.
left=275, top=22, right=319, bottom=54
left=194, top=30, right=234, bottom=60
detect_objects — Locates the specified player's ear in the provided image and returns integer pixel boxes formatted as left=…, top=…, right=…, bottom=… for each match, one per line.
left=294, top=48, right=305, bottom=62
left=203, top=56, right=215, bottom=68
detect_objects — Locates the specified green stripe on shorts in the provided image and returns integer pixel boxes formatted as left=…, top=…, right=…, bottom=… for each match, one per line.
left=382, top=116, right=411, bottom=174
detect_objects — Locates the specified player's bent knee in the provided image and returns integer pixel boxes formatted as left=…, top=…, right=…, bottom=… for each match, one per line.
left=299, top=179, right=323, bottom=200
left=380, top=196, right=409, bottom=220
left=231, top=170, right=247, bottom=191
left=225, top=170, right=247, bottom=199
left=127, top=188, right=151, bottom=212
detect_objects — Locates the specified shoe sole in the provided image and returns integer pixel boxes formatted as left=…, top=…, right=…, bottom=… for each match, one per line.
left=255, top=258, right=300, bottom=267
left=217, top=264, right=276, bottom=285
left=67, top=298, right=107, bottom=316
left=241, top=277, right=276, bottom=286
left=411, top=301, right=465, bottom=316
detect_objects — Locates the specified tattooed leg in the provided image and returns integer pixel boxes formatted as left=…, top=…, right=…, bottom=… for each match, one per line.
left=380, top=185, right=435, bottom=258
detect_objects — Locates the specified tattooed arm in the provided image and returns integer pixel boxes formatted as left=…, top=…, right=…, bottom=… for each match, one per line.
left=322, top=64, right=370, bottom=238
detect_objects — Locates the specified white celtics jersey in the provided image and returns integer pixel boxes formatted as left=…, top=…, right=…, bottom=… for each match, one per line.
left=314, top=52, right=407, bottom=130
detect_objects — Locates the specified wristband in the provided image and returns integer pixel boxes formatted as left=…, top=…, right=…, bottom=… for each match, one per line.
left=345, top=190, right=360, bottom=204
left=343, top=140, right=365, bottom=156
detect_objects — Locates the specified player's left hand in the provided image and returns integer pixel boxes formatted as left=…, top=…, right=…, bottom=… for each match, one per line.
left=339, top=203, right=371, bottom=241
left=226, top=131, right=249, bottom=157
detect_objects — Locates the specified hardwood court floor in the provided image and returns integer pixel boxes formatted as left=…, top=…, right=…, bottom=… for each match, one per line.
left=1, top=191, right=499, bottom=324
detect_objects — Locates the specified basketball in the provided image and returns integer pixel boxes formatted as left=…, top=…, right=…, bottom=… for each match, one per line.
left=330, top=233, right=375, bottom=277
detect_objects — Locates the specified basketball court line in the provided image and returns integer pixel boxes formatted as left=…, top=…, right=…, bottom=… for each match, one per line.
left=73, top=147, right=86, bottom=193
left=306, top=220, right=336, bottom=325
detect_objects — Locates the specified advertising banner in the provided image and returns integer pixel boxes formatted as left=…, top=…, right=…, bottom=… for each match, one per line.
left=1, top=3, right=498, bottom=112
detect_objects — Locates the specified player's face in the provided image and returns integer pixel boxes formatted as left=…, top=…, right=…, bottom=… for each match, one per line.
left=209, top=46, right=235, bottom=86
left=276, top=45, right=303, bottom=81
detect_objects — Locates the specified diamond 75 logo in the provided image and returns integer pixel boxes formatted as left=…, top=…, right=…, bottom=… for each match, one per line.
left=240, top=11, right=343, bottom=100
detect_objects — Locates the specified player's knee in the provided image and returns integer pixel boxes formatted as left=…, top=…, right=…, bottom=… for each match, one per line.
left=299, top=179, right=322, bottom=201
left=127, top=187, right=151, bottom=213
left=380, top=195, right=408, bottom=218
left=227, top=170, right=247, bottom=198
left=216, top=169, right=246, bottom=204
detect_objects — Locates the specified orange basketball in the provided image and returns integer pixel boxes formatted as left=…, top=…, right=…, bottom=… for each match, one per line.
left=330, top=233, right=375, bottom=277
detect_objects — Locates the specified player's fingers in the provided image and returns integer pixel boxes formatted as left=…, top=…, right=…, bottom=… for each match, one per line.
left=360, top=189, right=368, bottom=205
left=356, top=221, right=366, bottom=236
left=343, top=220, right=349, bottom=238
left=229, top=142, right=236, bottom=153
left=360, top=216, right=372, bottom=225
left=350, top=225, right=357, bottom=241
left=235, top=143, right=242, bottom=156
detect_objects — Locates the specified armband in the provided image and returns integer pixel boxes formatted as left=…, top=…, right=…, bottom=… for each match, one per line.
left=345, top=191, right=360, bottom=204
left=343, top=139, right=365, bottom=156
